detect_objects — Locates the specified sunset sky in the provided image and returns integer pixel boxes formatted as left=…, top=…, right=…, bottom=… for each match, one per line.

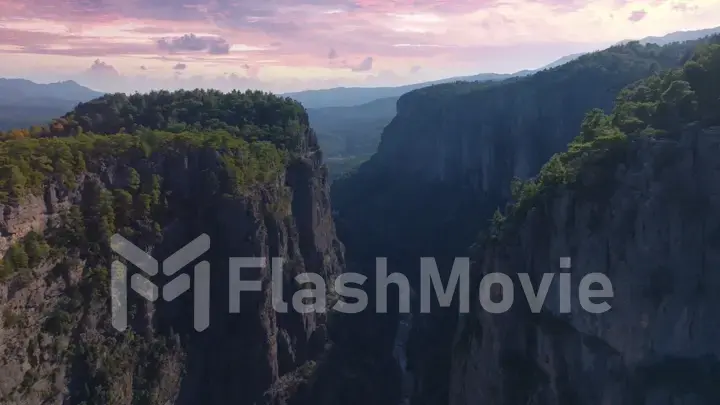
left=1, top=0, right=719, bottom=93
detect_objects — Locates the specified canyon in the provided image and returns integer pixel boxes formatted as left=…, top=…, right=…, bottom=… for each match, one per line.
left=1, top=34, right=720, bottom=405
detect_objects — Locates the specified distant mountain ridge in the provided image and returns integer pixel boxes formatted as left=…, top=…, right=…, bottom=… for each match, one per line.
left=628, top=26, right=720, bottom=46
left=0, top=78, right=103, bottom=103
left=286, top=25, right=720, bottom=110
left=283, top=72, right=528, bottom=109
left=0, top=79, right=104, bottom=130
left=302, top=25, right=720, bottom=179
left=284, top=57, right=602, bottom=109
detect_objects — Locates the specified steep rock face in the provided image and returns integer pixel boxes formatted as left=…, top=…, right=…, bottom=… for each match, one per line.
left=367, top=42, right=698, bottom=189
left=331, top=38, right=720, bottom=405
left=0, top=142, right=344, bottom=405
left=332, top=41, right=709, bottom=279
left=450, top=126, right=720, bottom=405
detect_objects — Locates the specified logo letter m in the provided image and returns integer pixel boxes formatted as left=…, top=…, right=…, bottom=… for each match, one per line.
left=110, top=234, right=211, bottom=332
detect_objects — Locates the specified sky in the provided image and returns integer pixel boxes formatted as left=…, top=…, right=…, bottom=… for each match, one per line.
left=0, top=0, right=719, bottom=93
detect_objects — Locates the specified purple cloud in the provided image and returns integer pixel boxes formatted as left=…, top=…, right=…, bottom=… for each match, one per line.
left=628, top=9, right=647, bottom=22
left=88, top=59, right=120, bottom=76
left=158, top=34, right=231, bottom=55
left=351, top=56, right=373, bottom=72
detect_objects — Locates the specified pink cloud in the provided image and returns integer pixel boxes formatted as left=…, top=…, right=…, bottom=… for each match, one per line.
left=0, top=0, right=712, bottom=90
left=628, top=9, right=647, bottom=22
left=350, top=56, right=374, bottom=71
left=88, top=59, right=120, bottom=76
left=157, top=34, right=231, bottom=54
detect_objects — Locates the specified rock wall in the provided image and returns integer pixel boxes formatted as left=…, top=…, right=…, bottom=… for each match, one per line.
left=450, top=126, right=720, bottom=405
left=0, top=146, right=344, bottom=405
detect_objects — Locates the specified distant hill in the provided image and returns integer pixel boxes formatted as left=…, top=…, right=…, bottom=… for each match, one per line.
left=287, top=54, right=612, bottom=110
left=0, top=79, right=103, bottom=103
left=0, top=79, right=104, bottom=130
left=284, top=72, right=527, bottom=109
left=546, top=27, right=720, bottom=75
left=538, top=52, right=586, bottom=70
left=619, top=26, right=720, bottom=46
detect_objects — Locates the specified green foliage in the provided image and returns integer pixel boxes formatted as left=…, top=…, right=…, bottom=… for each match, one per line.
left=2, top=89, right=311, bottom=151
left=113, top=189, right=133, bottom=228
left=23, top=231, right=50, bottom=267
left=0, top=130, right=287, bottom=205
left=3, top=243, right=29, bottom=274
left=0, top=231, right=50, bottom=279
left=127, top=168, right=140, bottom=192
left=498, top=40, right=720, bottom=238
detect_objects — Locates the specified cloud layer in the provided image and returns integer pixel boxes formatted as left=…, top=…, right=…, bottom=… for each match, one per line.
left=157, top=34, right=231, bottom=55
left=0, top=0, right=718, bottom=92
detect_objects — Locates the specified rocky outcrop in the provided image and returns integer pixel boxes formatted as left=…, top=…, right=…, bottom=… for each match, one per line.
left=449, top=126, right=720, bottom=405
left=0, top=195, right=57, bottom=256
left=0, top=143, right=344, bottom=405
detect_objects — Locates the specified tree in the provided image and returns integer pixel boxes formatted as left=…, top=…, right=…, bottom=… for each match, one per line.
left=6, top=243, right=29, bottom=271
left=113, top=189, right=134, bottom=228
left=73, top=151, right=87, bottom=174
left=24, top=231, right=50, bottom=267
left=128, top=168, right=140, bottom=193
left=579, top=109, right=610, bottom=142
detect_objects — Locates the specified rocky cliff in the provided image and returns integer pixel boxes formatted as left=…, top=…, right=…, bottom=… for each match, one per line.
left=0, top=91, right=345, bottom=405
left=450, top=124, right=720, bottom=405
left=450, top=40, right=720, bottom=405
left=333, top=39, right=712, bottom=263
left=332, top=36, right=720, bottom=405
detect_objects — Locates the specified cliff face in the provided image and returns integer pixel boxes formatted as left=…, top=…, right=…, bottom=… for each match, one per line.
left=366, top=41, right=699, bottom=189
left=450, top=125, right=720, bottom=405
left=333, top=40, right=708, bottom=268
left=0, top=133, right=344, bottom=405
left=330, top=39, right=717, bottom=405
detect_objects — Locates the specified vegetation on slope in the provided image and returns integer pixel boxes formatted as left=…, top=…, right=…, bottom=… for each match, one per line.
left=497, top=42, right=720, bottom=238
left=0, top=90, right=305, bottom=281
left=0, top=130, right=285, bottom=206
left=0, top=89, right=314, bottom=152
left=0, top=90, right=305, bottom=289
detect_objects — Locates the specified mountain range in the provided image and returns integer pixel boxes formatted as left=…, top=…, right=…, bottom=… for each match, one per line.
left=283, top=72, right=528, bottom=109
left=0, top=79, right=104, bottom=130
left=1, top=26, right=719, bottom=177
left=289, top=26, right=720, bottom=110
